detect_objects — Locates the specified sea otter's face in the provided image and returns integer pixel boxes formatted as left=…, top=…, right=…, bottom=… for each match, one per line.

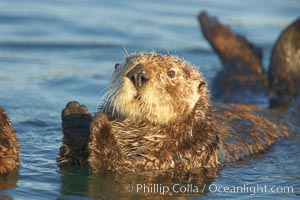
left=102, top=52, right=209, bottom=125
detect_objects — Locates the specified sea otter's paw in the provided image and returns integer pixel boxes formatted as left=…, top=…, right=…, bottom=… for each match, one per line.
left=57, top=101, right=92, bottom=166
left=90, top=113, right=114, bottom=142
left=89, top=113, right=127, bottom=173
left=63, top=101, right=88, bottom=115
left=62, top=101, right=91, bottom=131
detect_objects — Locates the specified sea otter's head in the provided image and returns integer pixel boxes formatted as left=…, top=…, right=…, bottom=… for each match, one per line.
left=102, top=52, right=210, bottom=125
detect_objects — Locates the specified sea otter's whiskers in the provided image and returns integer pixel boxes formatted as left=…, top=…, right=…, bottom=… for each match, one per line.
left=122, top=46, right=129, bottom=56
left=102, top=84, right=117, bottom=112
left=96, top=85, right=111, bottom=112
left=110, top=87, right=121, bottom=118
left=101, top=83, right=121, bottom=117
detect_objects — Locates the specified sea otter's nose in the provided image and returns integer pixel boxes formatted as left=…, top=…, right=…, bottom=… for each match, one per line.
left=126, top=64, right=149, bottom=89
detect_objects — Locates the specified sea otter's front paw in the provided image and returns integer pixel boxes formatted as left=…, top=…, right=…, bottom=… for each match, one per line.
left=62, top=101, right=92, bottom=132
left=90, top=113, right=114, bottom=142
left=89, top=113, right=125, bottom=172
left=58, top=101, right=92, bottom=166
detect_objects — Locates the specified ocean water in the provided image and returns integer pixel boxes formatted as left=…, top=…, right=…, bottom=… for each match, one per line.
left=0, top=0, right=299, bottom=199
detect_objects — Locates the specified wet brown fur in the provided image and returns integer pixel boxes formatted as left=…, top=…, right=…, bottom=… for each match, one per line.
left=0, top=108, right=20, bottom=174
left=57, top=53, right=293, bottom=174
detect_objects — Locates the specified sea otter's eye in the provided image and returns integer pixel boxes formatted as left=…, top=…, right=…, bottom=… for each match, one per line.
left=167, top=70, right=176, bottom=78
left=115, top=63, right=120, bottom=70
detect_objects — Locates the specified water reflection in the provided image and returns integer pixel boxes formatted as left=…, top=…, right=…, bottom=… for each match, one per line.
left=0, top=172, right=18, bottom=200
left=59, top=167, right=219, bottom=199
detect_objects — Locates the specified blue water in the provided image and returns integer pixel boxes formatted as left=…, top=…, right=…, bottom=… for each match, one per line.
left=0, top=0, right=299, bottom=199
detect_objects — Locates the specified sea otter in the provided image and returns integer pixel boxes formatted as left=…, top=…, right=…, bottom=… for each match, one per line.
left=57, top=51, right=294, bottom=173
left=0, top=108, right=20, bottom=174
left=57, top=13, right=299, bottom=174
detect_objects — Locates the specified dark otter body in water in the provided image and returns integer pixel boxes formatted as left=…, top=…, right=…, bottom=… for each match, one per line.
left=0, top=108, right=20, bottom=174
left=199, top=12, right=300, bottom=108
left=199, top=12, right=268, bottom=105
left=57, top=12, right=299, bottom=174
left=268, top=18, right=300, bottom=108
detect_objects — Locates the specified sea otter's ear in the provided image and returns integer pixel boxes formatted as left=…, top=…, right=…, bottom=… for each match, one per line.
left=198, top=81, right=206, bottom=92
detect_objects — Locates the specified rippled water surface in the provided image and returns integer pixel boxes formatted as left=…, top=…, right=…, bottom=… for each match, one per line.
left=0, top=0, right=299, bottom=199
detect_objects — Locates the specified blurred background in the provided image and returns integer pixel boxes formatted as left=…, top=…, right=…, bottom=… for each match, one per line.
left=0, top=0, right=299, bottom=199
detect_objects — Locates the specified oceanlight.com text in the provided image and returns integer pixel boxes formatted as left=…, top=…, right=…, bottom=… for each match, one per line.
left=124, top=183, right=294, bottom=196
